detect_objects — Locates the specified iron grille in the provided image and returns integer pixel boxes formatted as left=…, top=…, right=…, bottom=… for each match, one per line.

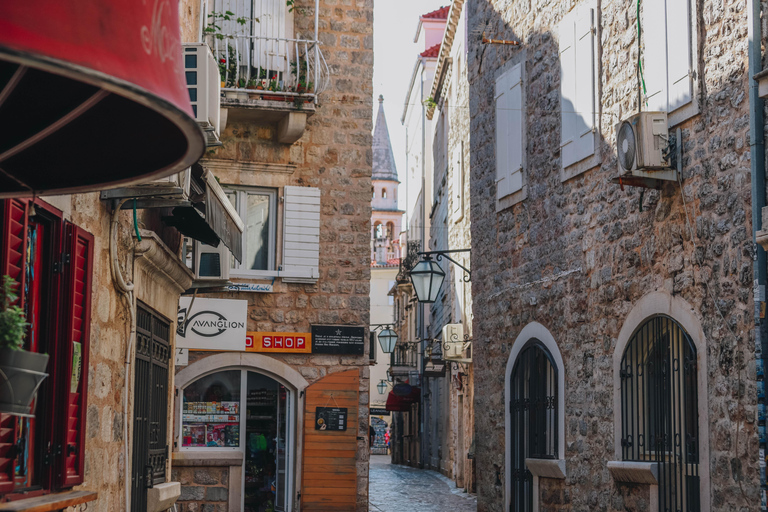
left=131, top=304, right=171, bottom=512
left=509, top=340, right=557, bottom=512
left=620, top=315, right=699, bottom=512
left=390, top=344, right=417, bottom=368
left=396, top=240, right=421, bottom=284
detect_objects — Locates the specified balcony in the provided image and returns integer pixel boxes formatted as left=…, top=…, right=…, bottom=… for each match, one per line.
left=390, top=345, right=417, bottom=376
left=205, top=0, right=329, bottom=143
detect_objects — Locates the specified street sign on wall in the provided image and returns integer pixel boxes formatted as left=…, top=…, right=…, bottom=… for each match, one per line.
left=177, top=297, right=247, bottom=351
left=311, top=325, right=365, bottom=355
left=246, top=332, right=312, bottom=353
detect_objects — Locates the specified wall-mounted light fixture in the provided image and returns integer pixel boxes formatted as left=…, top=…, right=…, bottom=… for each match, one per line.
left=408, top=249, right=471, bottom=303
left=377, top=379, right=388, bottom=395
left=370, top=324, right=398, bottom=353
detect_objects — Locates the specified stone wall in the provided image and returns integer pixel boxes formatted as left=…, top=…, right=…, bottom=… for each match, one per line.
left=467, top=0, right=759, bottom=510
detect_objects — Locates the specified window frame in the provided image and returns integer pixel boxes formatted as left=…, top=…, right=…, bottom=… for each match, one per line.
left=226, top=186, right=278, bottom=278
left=558, top=0, right=601, bottom=182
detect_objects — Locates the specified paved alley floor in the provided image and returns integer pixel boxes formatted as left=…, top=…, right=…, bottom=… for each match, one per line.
left=368, top=455, right=477, bottom=512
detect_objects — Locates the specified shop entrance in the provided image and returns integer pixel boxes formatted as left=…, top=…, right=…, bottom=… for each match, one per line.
left=245, top=373, right=288, bottom=512
left=180, top=369, right=294, bottom=512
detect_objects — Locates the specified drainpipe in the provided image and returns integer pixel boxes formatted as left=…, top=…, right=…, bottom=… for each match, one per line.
left=419, top=58, right=428, bottom=470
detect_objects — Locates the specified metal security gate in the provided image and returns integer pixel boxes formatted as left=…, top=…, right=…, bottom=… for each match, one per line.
left=131, top=304, right=171, bottom=512
left=509, top=340, right=558, bottom=512
left=620, top=315, right=699, bottom=512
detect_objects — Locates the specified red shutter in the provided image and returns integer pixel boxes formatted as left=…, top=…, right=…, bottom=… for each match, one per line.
left=0, top=199, right=29, bottom=494
left=56, top=223, right=94, bottom=488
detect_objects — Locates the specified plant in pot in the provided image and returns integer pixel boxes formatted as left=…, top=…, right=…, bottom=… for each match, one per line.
left=0, top=275, right=49, bottom=417
left=246, top=77, right=260, bottom=99
left=264, top=76, right=285, bottom=101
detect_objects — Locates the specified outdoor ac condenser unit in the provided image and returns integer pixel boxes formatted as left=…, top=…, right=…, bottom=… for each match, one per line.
left=442, top=323, right=464, bottom=359
left=183, top=43, right=221, bottom=145
left=615, top=111, right=676, bottom=182
left=193, top=240, right=230, bottom=281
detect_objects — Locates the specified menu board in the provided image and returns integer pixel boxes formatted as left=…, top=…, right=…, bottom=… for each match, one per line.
left=311, top=325, right=365, bottom=355
left=314, top=407, right=348, bottom=431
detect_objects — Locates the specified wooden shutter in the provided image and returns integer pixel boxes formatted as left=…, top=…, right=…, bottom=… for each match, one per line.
left=643, top=0, right=668, bottom=111
left=665, top=0, right=692, bottom=111
left=559, top=11, right=577, bottom=165
left=301, top=370, right=359, bottom=511
left=0, top=199, right=28, bottom=494
left=495, top=64, right=523, bottom=201
left=57, top=223, right=94, bottom=488
left=282, top=186, right=320, bottom=282
left=451, top=142, right=464, bottom=221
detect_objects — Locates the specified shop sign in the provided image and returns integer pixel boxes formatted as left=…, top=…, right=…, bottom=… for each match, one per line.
left=246, top=331, right=312, bottom=353
left=227, top=283, right=273, bottom=293
left=311, top=325, right=365, bottom=355
left=370, top=407, right=390, bottom=416
left=423, top=360, right=446, bottom=377
left=177, top=297, right=247, bottom=351
left=315, top=407, right=348, bottom=431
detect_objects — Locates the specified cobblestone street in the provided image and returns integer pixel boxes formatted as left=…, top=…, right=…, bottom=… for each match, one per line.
left=368, top=455, right=477, bottom=511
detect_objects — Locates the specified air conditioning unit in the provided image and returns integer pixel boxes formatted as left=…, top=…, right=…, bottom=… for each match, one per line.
left=183, top=43, right=222, bottom=146
left=192, top=240, right=230, bottom=281
left=442, top=323, right=465, bottom=359
left=616, top=111, right=676, bottom=182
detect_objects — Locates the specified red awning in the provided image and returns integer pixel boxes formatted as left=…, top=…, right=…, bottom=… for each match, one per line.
left=0, top=0, right=204, bottom=197
left=385, top=387, right=420, bottom=412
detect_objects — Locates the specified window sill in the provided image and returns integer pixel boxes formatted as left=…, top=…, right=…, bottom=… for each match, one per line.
left=561, top=153, right=600, bottom=183
left=0, top=490, right=98, bottom=512
left=607, top=461, right=658, bottom=484
left=525, top=458, right=566, bottom=479
left=496, top=185, right=527, bottom=212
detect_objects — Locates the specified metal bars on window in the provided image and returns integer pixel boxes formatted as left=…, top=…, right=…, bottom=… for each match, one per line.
left=509, top=340, right=558, bottom=512
left=131, top=304, right=171, bottom=512
left=620, top=315, right=699, bottom=512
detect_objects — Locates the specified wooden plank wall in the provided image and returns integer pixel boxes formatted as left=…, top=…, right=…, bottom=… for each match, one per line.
left=301, top=369, right=359, bottom=511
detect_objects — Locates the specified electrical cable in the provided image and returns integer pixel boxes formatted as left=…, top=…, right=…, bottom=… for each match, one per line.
left=636, top=0, right=648, bottom=107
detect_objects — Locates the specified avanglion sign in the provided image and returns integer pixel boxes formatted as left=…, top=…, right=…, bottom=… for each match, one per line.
left=177, top=297, right=247, bottom=351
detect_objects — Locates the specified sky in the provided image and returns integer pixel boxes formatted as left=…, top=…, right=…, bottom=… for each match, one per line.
left=372, top=0, right=446, bottom=210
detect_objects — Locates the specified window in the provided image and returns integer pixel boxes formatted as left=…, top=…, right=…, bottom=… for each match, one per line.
left=382, top=188, right=387, bottom=199
left=374, top=222, right=383, bottom=239
left=0, top=199, right=93, bottom=497
left=643, top=0, right=697, bottom=124
left=620, top=315, right=699, bottom=512
left=495, top=62, right=525, bottom=207
left=509, top=340, right=557, bottom=511
left=226, top=188, right=277, bottom=274
left=181, top=370, right=292, bottom=511
left=559, top=1, right=598, bottom=177
left=386, top=222, right=394, bottom=240
left=451, top=140, right=465, bottom=223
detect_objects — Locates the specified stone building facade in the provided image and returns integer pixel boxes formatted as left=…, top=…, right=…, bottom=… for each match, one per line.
left=466, top=0, right=761, bottom=510
left=423, top=0, right=476, bottom=493
left=171, top=0, right=374, bottom=511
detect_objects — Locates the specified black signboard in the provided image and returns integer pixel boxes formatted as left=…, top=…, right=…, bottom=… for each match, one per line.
left=315, top=407, right=348, bottom=431
left=311, top=325, right=365, bottom=355
left=423, top=360, right=446, bottom=377
left=370, top=407, right=390, bottom=416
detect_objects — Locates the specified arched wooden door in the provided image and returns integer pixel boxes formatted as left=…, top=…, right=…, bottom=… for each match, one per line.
left=301, top=369, right=360, bottom=510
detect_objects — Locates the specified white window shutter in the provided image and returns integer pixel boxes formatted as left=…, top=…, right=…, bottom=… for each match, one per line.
left=559, top=12, right=577, bottom=166
left=495, top=72, right=511, bottom=199
left=451, top=144, right=463, bottom=219
left=665, top=0, right=692, bottom=111
left=282, top=186, right=320, bottom=282
left=643, top=0, right=668, bottom=112
left=507, top=64, right=523, bottom=194
left=572, top=7, right=596, bottom=164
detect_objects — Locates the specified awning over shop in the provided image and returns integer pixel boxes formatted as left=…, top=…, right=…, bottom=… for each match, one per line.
left=0, top=0, right=204, bottom=198
left=385, top=387, right=420, bottom=412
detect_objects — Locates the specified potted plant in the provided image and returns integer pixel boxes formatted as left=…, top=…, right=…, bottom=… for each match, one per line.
left=246, top=77, right=260, bottom=99
left=0, top=275, right=49, bottom=417
left=263, top=76, right=285, bottom=101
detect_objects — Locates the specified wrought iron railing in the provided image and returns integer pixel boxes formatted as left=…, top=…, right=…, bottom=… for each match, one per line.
left=203, top=0, right=329, bottom=100
left=390, top=345, right=417, bottom=368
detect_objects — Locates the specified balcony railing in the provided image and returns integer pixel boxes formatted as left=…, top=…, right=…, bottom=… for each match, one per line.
left=204, top=0, right=329, bottom=101
left=390, top=346, right=417, bottom=369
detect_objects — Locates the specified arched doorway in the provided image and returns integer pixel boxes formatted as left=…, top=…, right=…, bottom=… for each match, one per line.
left=619, top=315, right=699, bottom=512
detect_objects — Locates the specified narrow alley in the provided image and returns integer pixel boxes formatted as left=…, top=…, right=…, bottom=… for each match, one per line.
left=368, top=456, right=477, bottom=512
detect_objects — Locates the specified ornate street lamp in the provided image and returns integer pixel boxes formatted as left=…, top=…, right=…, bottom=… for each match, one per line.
left=377, top=328, right=398, bottom=353
left=377, top=380, right=387, bottom=395
left=408, top=249, right=471, bottom=303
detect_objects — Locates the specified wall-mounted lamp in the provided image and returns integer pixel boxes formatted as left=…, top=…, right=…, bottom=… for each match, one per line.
left=370, top=324, right=399, bottom=353
left=377, top=379, right=388, bottom=395
left=408, top=249, right=471, bottom=303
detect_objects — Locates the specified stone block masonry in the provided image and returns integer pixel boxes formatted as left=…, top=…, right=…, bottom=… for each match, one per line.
left=467, top=0, right=759, bottom=510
